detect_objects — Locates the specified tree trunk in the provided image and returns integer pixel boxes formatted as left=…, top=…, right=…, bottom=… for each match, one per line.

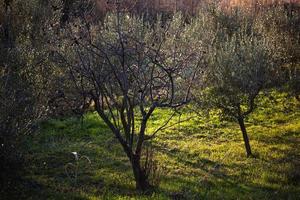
left=131, top=155, right=150, bottom=191
left=237, top=117, right=252, bottom=157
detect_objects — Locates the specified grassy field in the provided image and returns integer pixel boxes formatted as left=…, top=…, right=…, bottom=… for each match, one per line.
left=20, top=92, right=300, bottom=199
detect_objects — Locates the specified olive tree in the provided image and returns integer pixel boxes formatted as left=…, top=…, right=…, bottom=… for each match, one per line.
left=51, top=13, right=204, bottom=190
left=197, top=30, right=275, bottom=157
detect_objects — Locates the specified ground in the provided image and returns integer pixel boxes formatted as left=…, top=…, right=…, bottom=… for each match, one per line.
left=19, top=92, right=300, bottom=199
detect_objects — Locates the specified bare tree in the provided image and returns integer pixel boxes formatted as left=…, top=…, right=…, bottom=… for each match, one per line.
left=51, top=12, right=204, bottom=190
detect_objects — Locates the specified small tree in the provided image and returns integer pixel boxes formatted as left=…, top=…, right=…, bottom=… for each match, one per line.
left=197, top=29, right=275, bottom=157
left=52, top=12, right=204, bottom=190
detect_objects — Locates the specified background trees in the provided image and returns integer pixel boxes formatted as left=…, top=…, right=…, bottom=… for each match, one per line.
left=256, top=7, right=300, bottom=101
left=0, top=0, right=54, bottom=196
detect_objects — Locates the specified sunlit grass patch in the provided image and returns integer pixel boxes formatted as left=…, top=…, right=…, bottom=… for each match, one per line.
left=22, top=92, right=300, bottom=199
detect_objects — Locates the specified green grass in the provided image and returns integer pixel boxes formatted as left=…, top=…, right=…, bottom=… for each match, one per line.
left=21, top=92, right=300, bottom=199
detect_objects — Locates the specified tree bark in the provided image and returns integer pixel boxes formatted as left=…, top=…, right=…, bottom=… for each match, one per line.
left=237, top=117, right=252, bottom=157
left=131, top=155, right=150, bottom=191
left=94, top=100, right=151, bottom=191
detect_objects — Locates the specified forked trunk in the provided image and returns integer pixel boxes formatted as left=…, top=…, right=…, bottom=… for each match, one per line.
left=237, top=117, right=252, bottom=157
left=131, top=155, right=150, bottom=191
